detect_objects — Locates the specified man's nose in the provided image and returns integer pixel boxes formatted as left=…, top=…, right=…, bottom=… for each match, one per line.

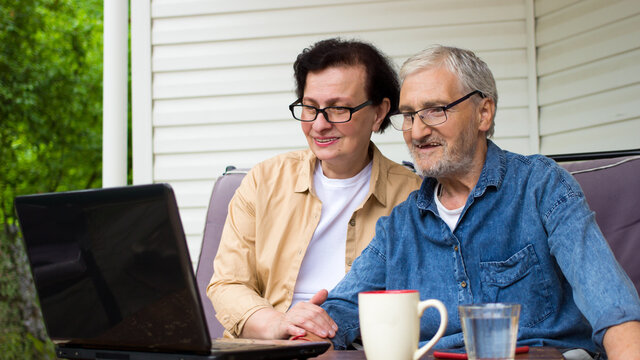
left=411, top=116, right=432, bottom=139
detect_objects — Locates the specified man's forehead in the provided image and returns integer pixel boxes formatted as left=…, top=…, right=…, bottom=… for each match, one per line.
left=399, top=67, right=462, bottom=109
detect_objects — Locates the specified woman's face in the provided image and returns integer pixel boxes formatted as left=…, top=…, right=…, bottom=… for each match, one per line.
left=300, top=65, right=387, bottom=179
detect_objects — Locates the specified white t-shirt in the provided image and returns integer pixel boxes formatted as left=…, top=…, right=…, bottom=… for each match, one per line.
left=434, top=182, right=464, bottom=232
left=291, top=160, right=373, bottom=306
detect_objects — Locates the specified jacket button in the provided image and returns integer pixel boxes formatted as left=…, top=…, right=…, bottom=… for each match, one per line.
left=454, top=245, right=458, bottom=251
left=349, top=219, right=356, bottom=226
left=461, top=281, right=467, bottom=288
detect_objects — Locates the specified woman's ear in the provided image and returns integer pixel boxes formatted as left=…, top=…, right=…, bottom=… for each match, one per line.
left=372, top=98, right=390, bottom=132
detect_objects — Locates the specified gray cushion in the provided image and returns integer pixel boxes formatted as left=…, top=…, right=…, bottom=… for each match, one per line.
left=560, top=156, right=640, bottom=295
left=195, top=169, right=247, bottom=338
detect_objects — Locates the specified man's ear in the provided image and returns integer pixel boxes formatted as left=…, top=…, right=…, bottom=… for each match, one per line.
left=372, top=98, right=390, bottom=132
left=477, top=97, right=495, bottom=132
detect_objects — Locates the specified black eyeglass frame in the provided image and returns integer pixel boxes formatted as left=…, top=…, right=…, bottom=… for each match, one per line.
left=289, top=99, right=373, bottom=123
left=390, top=90, right=484, bottom=131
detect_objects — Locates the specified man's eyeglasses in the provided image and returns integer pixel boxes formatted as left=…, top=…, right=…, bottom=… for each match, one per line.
left=389, top=90, right=484, bottom=131
left=289, top=99, right=372, bottom=123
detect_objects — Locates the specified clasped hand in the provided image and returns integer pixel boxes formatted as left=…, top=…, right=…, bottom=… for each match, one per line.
left=240, top=289, right=337, bottom=340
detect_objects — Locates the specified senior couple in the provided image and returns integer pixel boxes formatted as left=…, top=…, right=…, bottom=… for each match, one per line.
left=207, top=38, right=640, bottom=359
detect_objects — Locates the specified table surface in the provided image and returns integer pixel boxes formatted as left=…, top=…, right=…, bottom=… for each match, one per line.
left=316, top=347, right=565, bottom=360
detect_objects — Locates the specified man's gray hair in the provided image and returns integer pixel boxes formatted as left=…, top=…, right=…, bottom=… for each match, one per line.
left=399, top=45, right=498, bottom=138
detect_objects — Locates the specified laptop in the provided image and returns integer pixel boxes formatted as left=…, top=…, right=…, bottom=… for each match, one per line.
left=14, top=183, right=330, bottom=360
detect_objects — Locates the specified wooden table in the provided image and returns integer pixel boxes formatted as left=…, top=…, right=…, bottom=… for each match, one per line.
left=316, top=347, right=565, bottom=359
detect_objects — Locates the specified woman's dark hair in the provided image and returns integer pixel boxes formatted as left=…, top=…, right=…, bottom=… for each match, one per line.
left=293, top=38, right=399, bottom=133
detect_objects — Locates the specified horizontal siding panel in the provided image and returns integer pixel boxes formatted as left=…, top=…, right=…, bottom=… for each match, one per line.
left=170, top=179, right=217, bottom=208
left=540, top=118, right=640, bottom=154
left=154, top=149, right=298, bottom=181
left=493, top=108, right=530, bottom=138
left=534, top=0, right=580, bottom=17
left=153, top=64, right=294, bottom=99
left=186, top=234, right=204, bottom=268
left=153, top=36, right=320, bottom=72
left=180, top=207, right=208, bottom=236
left=538, top=49, right=640, bottom=106
left=496, top=79, right=529, bottom=108
left=153, top=21, right=526, bottom=72
left=536, top=0, right=640, bottom=46
left=154, top=93, right=294, bottom=126
left=539, top=84, right=640, bottom=136
left=151, top=0, right=373, bottom=18
left=154, top=120, right=304, bottom=154
left=490, top=137, right=531, bottom=155
left=476, top=49, right=528, bottom=80
left=152, top=0, right=524, bottom=45
left=537, top=14, right=640, bottom=76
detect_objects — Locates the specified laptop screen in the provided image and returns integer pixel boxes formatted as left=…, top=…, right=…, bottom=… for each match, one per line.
left=15, top=184, right=211, bottom=354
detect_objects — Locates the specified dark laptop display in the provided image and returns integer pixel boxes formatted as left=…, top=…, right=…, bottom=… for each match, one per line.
left=15, top=184, right=329, bottom=359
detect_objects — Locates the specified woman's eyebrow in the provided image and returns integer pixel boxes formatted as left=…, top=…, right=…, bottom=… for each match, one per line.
left=302, top=97, right=353, bottom=107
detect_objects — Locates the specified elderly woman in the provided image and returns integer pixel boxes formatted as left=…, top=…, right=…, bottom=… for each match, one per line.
left=207, top=38, right=421, bottom=340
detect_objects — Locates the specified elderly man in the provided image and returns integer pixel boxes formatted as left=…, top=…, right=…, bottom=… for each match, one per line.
left=298, top=45, right=640, bottom=359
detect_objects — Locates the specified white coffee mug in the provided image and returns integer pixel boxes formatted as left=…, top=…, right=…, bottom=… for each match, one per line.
left=358, top=290, right=448, bottom=360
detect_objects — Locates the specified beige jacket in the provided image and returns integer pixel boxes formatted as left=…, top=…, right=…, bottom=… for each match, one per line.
left=207, top=143, right=422, bottom=337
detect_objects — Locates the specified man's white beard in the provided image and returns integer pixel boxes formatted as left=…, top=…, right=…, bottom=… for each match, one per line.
left=410, top=124, right=478, bottom=179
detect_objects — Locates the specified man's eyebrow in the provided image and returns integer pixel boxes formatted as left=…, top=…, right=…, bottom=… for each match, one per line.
left=398, top=100, right=443, bottom=112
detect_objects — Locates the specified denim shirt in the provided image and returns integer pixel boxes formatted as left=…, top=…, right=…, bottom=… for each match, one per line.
left=322, top=140, right=640, bottom=353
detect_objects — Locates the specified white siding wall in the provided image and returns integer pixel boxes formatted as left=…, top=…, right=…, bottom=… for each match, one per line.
left=535, top=0, right=640, bottom=154
left=132, top=0, right=640, bottom=264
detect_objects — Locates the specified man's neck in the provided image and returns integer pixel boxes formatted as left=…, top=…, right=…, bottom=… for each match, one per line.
left=437, top=140, right=488, bottom=210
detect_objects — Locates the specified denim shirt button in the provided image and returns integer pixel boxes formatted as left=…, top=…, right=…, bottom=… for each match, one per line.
left=454, top=245, right=459, bottom=251
left=461, top=281, right=467, bottom=288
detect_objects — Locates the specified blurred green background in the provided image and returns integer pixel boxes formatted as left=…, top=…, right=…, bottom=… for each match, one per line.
left=0, top=0, right=126, bottom=358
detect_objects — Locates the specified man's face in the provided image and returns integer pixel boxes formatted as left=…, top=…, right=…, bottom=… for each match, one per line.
left=399, top=67, right=490, bottom=179
left=300, top=65, right=385, bottom=178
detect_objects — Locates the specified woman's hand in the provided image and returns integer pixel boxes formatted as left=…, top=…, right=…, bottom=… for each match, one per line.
left=240, top=289, right=338, bottom=339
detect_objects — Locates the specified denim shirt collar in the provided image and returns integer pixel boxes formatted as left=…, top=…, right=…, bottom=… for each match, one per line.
left=416, top=139, right=506, bottom=212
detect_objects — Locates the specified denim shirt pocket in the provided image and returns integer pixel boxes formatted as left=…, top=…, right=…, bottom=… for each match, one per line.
left=479, top=244, right=554, bottom=327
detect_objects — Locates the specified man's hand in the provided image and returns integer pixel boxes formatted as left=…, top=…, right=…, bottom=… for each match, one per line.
left=603, top=320, right=640, bottom=360
left=239, top=289, right=338, bottom=339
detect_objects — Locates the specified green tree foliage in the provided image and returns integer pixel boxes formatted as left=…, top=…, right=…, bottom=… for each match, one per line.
left=0, top=0, right=103, bottom=358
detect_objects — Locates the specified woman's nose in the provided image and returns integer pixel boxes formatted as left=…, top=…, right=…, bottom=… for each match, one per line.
left=312, top=111, right=333, bottom=131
